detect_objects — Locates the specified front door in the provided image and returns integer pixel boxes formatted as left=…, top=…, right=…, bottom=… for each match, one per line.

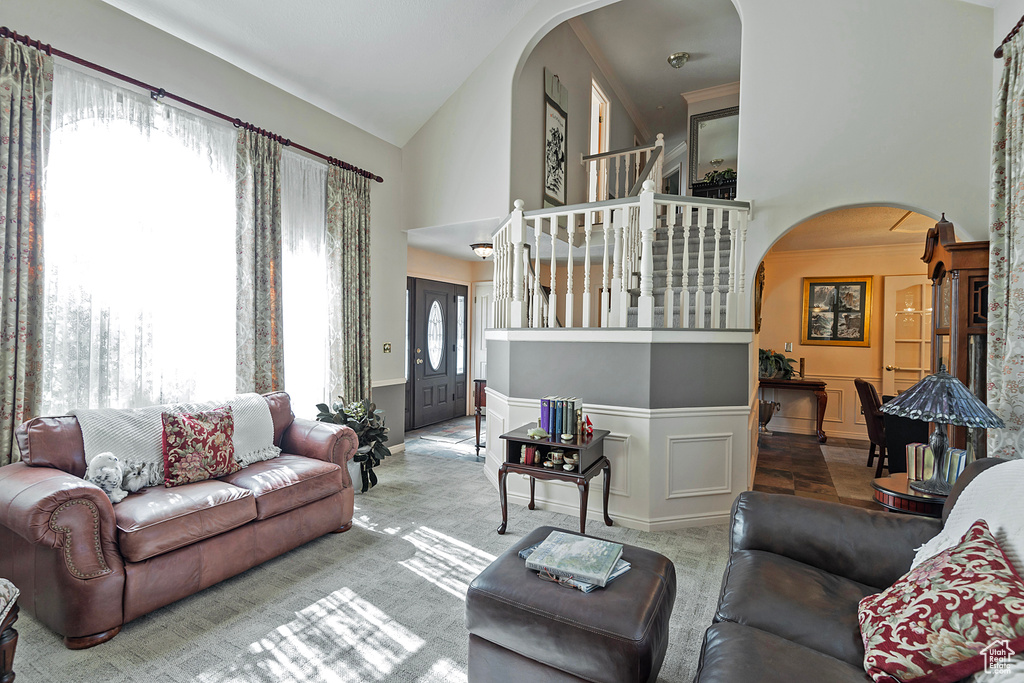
left=407, top=277, right=468, bottom=430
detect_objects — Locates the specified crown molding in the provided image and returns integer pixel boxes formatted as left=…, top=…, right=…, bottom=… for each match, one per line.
left=568, top=17, right=652, bottom=142
left=681, top=81, right=741, bottom=105
left=765, top=242, right=923, bottom=260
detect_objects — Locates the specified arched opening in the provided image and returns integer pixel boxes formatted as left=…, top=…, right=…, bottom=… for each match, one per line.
left=509, top=0, right=742, bottom=210
left=753, top=204, right=948, bottom=506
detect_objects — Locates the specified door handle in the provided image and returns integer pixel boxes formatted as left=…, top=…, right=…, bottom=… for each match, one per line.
left=885, top=364, right=901, bottom=371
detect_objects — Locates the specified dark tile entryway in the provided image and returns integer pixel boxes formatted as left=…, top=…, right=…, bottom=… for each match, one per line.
left=403, top=415, right=483, bottom=463
left=753, top=431, right=883, bottom=511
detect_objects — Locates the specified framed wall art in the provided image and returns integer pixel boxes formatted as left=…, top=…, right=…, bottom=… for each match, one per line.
left=800, top=276, right=872, bottom=347
left=543, top=93, right=567, bottom=207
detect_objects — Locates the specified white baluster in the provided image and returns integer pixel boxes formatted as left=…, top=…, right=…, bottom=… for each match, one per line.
left=637, top=180, right=656, bottom=327
left=549, top=217, right=558, bottom=328
left=532, top=218, right=542, bottom=328
left=565, top=214, right=575, bottom=328
left=726, top=209, right=738, bottom=328
left=665, top=206, right=675, bottom=329
left=601, top=209, right=612, bottom=327
left=610, top=208, right=624, bottom=326
left=694, top=207, right=707, bottom=329
left=582, top=212, right=593, bottom=328
left=710, top=208, right=723, bottom=329
left=614, top=156, right=620, bottom=198
left=679, top=205, right=691, bottom=328
left=509, top=200, right=527, bottom=327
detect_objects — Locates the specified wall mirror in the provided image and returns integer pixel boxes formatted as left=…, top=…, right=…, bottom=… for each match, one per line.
left=689, top=106, right=739, bottom=186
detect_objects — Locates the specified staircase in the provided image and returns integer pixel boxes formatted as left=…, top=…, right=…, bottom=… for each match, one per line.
left=626, top=210, right=732, bottom=329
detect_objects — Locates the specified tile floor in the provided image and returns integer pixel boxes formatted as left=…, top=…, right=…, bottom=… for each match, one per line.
left=403, top=414, right=484, bottom=463
left=753, top=430, right=883, bottom=510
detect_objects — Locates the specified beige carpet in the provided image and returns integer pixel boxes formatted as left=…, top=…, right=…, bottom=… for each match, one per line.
left=821, top=445, right=878, bottom=501
left=14, top=450, right=729, bottom=682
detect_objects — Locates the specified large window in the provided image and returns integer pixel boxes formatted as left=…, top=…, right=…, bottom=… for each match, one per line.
left=41, top=66, right=238, bottom=412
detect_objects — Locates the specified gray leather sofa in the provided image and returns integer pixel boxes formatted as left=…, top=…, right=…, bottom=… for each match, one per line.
left=694, top=458, right=1006, bottom=682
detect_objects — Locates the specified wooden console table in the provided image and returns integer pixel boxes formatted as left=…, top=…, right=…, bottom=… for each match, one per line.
left=497, top=424, right=612, bottom=535
left=758, top=377, right=828, bottom=443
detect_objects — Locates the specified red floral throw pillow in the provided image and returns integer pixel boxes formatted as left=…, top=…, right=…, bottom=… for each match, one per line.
left=161, top=406, right=240, bottom=487
left=858, top=519, right=1024, bottom=683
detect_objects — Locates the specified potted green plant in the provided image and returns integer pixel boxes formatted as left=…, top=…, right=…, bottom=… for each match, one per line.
left=316, top=398, right=391, bottom=493
left=758, top=348, right=796, bottom=379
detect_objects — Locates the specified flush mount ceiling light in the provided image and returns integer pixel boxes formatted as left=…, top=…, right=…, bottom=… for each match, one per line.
left=470, top=242, right=494, bottom=259
left=667, top=52, right=690, bottom=69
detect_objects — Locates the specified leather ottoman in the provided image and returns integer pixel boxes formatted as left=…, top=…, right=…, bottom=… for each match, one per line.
left=466, top=525, right=676, bottom=682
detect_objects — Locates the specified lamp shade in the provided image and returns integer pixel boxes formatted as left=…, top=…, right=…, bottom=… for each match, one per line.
left=879, top=365, right=1004, bottom=429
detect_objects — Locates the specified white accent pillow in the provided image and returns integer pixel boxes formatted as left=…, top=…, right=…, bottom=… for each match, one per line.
left=911, top=458, right=1024, bottom=573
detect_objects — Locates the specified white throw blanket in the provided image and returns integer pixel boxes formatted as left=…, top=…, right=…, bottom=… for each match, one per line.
left=911, top=458, right=1024, bottom=572
left=73, top=393, right=281, bottom=491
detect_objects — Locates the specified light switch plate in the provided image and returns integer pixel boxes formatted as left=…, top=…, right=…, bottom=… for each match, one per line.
left=785, top=342, right=793, bottom=352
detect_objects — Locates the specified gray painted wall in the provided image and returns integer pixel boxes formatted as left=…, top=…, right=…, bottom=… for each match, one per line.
left=371, top=383, right=406, bottom=446
left=488, top=340, right=748, bottom=409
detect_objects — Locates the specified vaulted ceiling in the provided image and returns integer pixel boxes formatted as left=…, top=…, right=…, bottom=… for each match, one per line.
left=98, top=0, right=543, bottom=147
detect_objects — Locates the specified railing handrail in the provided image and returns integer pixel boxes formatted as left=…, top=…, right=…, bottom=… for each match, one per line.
left=653, top=193, right=751, bottom=211
left=581, top=141, right=658, bottom=163
left=628, top=147, right=664, bottom=197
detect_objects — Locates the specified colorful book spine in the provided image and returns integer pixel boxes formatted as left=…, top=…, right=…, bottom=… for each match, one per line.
left=555, top=400, right=564, bottom=437
left=548, top=399, right=556, bottom=435
left=540, top=397, right=551, bottom=433
left=906, top=443, right=923, bottom=480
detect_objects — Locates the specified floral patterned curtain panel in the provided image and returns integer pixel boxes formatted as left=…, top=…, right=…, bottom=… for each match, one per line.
left=236, top=130, right=285, bottom=394
left=0, top=39, right=51, bottom=466
left=326, top=166, right=371, bottom=402
left=989, top=30, right=1024, bottom=459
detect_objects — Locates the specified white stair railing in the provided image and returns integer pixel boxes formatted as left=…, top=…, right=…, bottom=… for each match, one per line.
left=583, top=134, right=665, bottom=201
left=492, top=187, right=750, bottom=330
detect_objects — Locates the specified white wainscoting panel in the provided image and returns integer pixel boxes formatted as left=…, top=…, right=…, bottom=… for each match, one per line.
left=666, top=433, right=733, bottom=499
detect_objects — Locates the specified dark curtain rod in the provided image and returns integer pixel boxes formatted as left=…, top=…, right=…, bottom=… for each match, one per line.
left=995, top=14, right=1024, bottom=58
left=0, top=26, right=384, bottom=183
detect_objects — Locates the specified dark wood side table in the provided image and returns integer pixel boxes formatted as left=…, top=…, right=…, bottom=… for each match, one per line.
left=758, top=377, right=828, bottom=443
left=497, top=424, right=612, bottom=535
left=473, top=379, right=486, bottom=458
left=872, top=473, right=946, bottom=518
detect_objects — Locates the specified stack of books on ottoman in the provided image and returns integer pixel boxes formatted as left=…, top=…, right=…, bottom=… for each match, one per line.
left=519, top=530, right=631, bottom=593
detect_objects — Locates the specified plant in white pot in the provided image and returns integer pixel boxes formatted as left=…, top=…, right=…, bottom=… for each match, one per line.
left=315, top=398, right=391, bottom=493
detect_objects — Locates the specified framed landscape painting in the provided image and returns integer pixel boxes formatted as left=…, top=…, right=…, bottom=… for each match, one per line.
left=543, top=94, right=567, bottom=207
left=800, top=276, right=872, bottom=347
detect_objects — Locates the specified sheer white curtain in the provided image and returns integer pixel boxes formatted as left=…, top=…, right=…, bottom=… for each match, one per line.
left=41, top=65, right=237, bottom=413
left=281, top=150, right=329, bottom=418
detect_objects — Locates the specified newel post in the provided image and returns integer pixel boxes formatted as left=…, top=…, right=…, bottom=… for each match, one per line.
left=509, top=199, right=527, bottom=328
left=637, top=180, right=656, bottom=327
left=654, top=133, right=665, bottom=192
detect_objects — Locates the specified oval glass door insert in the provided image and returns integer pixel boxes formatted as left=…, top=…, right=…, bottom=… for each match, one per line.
left=427, top=300, right=444, bottom=370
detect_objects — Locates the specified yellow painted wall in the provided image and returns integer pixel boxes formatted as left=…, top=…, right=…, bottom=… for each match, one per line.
left=759, top=243, right=927, bottom=440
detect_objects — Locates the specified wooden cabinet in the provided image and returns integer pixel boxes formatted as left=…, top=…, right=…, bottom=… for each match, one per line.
left=921, top=215, right=989, bottom=452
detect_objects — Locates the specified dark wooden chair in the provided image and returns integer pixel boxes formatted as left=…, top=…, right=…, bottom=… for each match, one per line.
left=0, top=579, right=17, bottom=683
left=854, top=378, right=888, bottom=477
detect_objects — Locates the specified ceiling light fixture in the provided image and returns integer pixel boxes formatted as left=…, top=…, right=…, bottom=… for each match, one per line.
left=667, top=52, right=690, bottom=69
left=470, top=242, right=494, bottom=259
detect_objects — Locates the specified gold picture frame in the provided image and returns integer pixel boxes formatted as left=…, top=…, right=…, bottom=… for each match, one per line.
left=800, top=276, right=872, bottom=347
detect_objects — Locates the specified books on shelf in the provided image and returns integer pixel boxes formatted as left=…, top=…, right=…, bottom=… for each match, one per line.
left=538, top=396, right=584, bottom=439
left=943, top=448, right=969, bottom=485
left=524, top=530, right=623, bottom=587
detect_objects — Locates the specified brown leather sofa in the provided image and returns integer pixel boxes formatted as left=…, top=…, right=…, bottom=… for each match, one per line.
left=693, top=458, right=1006, bottom=682
left=0, top=392, right=357, bottom=649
